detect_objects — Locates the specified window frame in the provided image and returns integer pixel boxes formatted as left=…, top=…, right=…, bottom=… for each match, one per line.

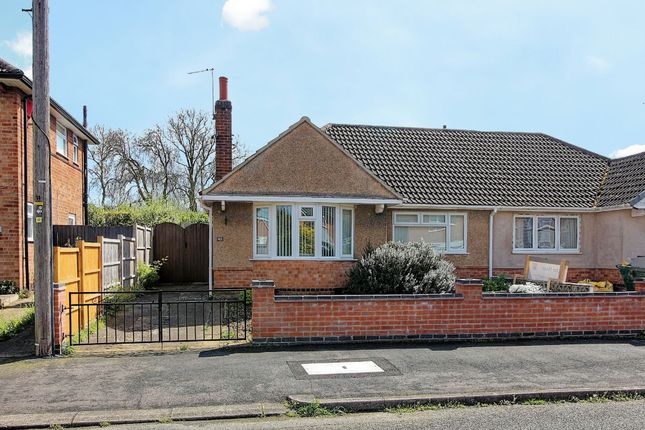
left=56, top=123, right=68, bottom=157
left=252, top=203, right=355, bottom=260
left=67, top=213, right=76, bottom=225
left=392, top=211, right=468, bottom=254
left=26, top=202, right=34, bottom=242
left=512, top=214, right=580, bottom=254
left=72, top=135, right=79, bottom=164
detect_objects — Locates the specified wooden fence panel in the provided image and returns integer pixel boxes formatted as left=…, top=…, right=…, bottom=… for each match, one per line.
left=100, top=237, right=122, bottom=290
left=53, top=225, right=135, bottom=247
left=78, top=241, right=102, bottom=325
left=121, top=235, right=136, bottom=288
left=135, top=225, right=153, bottom=265
left=54, top=247, right=82, bottom=335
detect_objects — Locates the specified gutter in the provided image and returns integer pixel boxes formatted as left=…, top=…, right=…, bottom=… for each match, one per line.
left=21, top=96, right=30, bottom=290
left=488, top=207, right=498, bottom=279
left=389, top=203, right=632, bottom=213
left=208, top=205, right=213, bottom=296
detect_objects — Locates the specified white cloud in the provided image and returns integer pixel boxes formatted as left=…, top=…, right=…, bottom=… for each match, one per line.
left=585, top=55, right=611, bottom=73
left=222, top=0, right=274, bottom=31
left=610, top=144, right=645, bottom=158
left=5, top=31, right=32, bottom=58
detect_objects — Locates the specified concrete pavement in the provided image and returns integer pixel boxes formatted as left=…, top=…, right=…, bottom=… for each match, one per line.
left=78, top=400, right=645, bottom=430
left=1, top=340, right=645, bottom=423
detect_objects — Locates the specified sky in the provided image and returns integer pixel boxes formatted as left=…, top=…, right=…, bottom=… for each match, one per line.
left=1, top=0, right=644, bottom=158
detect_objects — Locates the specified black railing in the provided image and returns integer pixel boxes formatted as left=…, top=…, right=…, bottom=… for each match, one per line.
left=68, top=289, right=250, bottom=345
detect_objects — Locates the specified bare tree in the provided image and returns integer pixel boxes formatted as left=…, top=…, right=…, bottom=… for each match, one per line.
left=88, top=126, right=130, bottom=205
left=165, top=109, right=215, bottom=211
left=88, top=109, right=250, bottom=210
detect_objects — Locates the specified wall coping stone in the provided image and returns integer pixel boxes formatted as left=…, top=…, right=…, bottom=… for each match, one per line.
left=251, top=280, right=275, bottom=287
left=455, top=278, right=484, bottom=285
left=274, top=293, right=464, bottom=302
left=483, top=291, right=645, bottom=298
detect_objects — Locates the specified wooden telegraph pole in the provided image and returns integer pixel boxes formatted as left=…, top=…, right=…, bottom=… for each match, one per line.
left=32, top=0, right=53, bottom=356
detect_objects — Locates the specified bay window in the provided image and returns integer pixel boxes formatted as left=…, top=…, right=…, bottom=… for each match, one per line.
left=513, top=215, right=579, bottom=252
left=253, top=203, right=354, bottom=259
left=393, top=212, right=467, bottom=253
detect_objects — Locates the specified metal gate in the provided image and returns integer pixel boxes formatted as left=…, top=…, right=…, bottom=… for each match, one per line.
left=68, top=289, right=250, bottom=345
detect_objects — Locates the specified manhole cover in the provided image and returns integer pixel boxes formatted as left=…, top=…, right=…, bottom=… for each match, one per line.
left=287, top=357, right=401, bottom=379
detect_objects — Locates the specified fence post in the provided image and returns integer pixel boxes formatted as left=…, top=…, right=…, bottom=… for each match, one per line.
left=118, top=234, right=125, bottom=287
left=97, top=236, right=104, bottom=291
left=77, top=240, right=85, bottom=293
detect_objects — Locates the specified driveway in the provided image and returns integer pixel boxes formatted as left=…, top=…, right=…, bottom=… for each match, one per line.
left=1, top=340, right=645, bottom=414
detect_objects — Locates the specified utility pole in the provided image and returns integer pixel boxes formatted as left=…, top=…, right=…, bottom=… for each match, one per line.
left=32, top=0, right=53, bottom=356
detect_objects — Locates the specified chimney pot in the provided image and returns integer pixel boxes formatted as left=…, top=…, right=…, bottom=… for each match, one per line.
left=218, top=76, right=228, bottom=101
left=83, top=105, right=88, bottom=128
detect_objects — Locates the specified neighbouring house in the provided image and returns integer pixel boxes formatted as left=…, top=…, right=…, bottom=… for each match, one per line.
left=200, top=78, right=645, bottom=290
left=0, top=58, right=99, bottom=289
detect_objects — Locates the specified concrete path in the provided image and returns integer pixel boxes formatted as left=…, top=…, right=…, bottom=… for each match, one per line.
left=81, top=400, right=645, bottom=430
left=1, top=339, right=645, bottom=417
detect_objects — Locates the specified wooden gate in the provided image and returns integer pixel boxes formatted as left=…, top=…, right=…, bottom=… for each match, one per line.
left=153, top=223, right=209, bottom=283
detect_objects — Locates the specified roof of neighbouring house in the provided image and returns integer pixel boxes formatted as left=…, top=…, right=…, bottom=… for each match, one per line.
left=598, top=151, right=645, bottom=207
left=0, top=57, right=100, bottom=145
left=323, top=123, right=644, bottom=208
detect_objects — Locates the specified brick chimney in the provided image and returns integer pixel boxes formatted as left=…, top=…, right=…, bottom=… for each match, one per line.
left=215, top=76, right=232, bottom=181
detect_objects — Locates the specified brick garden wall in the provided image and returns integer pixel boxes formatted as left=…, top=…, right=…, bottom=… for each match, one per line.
left=251, top=279, right=645, bottom=344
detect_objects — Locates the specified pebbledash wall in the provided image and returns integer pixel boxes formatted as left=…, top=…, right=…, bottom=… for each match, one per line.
left=0, top=87, right=86, bottom=288
left=251, top=279, right=645, bottom=344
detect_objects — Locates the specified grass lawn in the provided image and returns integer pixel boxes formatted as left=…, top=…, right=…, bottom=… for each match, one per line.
left=0, top=305, right=35, bottom=341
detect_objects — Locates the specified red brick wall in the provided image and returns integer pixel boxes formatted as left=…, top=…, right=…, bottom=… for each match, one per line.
left=215, top=260, right=355, bottom=289
left=0, top=89, right=22, bottom=284
left=0, top=86, right=86, bottom=288
left=251, top=281, right=645, bottom=343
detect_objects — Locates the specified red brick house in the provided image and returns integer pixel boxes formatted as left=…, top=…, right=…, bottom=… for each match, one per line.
left=201, top=78, right=645, bottom=290
left=0, top=58, right=99, bottom=289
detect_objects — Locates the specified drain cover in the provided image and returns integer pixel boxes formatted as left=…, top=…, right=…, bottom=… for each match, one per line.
left=287, top=357, right=401, bottom=380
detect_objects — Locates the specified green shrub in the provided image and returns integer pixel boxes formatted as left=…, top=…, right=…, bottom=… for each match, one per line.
left=88, top=199, right=208, bottom=227
left=0, top=280, right=19, bottom=295
left=482, top=274, right=511, bottom=292
left=136, top=259, right=165, bottom=290
left=345, top=241, right=456, bottom=294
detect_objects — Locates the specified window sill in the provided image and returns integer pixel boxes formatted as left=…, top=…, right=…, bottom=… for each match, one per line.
left=512, top=249, right=581, bottom=255
left=250, top=257, right=358, bottom=262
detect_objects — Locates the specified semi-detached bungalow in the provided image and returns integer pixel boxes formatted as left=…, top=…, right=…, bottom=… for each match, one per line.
left=200, top=79, right=645, bottom=290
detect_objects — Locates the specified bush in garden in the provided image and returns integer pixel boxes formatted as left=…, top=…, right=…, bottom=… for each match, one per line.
left=0, top=280, right=19, bottom=295
left=345, top=241, right=456, bottom=294
left=136, top=259, right=165, bottom=290
left=482, top=274, right=511, bottom=292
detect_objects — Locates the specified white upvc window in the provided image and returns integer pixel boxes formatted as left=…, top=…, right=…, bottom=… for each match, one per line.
left=68, top=213, right=77, bottom=225
left=26, top=203, right=34, bottom=241
left=72, top=135, right=79, bottom=164
left=513, top=215, right=580, bottom=253
left=56, top=123, right=68, bottom=157
left=253, top=203, right=354, bottom=259
left=393, top=212, right=467, bottom=254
